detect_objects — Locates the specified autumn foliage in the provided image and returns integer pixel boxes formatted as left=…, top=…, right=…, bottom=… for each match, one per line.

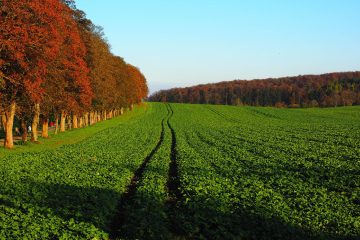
left=149, top=72, right=360, bottom=108
left=0, top=0, right=148, bottom=148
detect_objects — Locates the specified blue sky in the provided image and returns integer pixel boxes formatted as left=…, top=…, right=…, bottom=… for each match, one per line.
left=76, top=0, right=360, bottom=94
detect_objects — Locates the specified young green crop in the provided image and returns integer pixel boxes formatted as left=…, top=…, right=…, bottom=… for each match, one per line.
left=0, top=103, right=359, bottom=239
left=119, top=105, right=172, bottom=239
left=170, top=103, right=360, bottom=239
left=0, top=104, right=167, bottom=239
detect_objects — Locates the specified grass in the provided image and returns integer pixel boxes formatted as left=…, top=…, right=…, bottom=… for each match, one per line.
left=1, top=103, right=359, bottom=239
left=0, top=105, right=148, bottom=157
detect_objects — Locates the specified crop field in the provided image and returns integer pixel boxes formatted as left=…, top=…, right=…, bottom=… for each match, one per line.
left=0, top=103, right=359, bottom=239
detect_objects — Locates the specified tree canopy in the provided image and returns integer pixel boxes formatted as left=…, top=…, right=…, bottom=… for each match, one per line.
left=0, top=0, right=148, bottom=148
left=149, top=72, right=360, bottom=108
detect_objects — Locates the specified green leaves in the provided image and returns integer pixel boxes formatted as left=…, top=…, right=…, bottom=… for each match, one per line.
left=1, top=103, right=359, bottom=239
left=169, top=103, right=360, bottom=239
left=0, top=103, right=165, bottom=239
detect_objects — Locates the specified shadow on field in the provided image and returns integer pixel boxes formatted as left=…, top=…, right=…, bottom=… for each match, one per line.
left=0, top=179, right=120, bottom=237
left=116, top=191, right=355, bottom=240
left=0, top=178, right=357, bottom=239
left=171, top=202, right=353, bottom=240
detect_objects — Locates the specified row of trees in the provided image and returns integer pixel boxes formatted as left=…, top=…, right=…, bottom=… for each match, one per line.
left=149, top=72, right=360, bottom=108
left=0, top=0, right=148, bottom=148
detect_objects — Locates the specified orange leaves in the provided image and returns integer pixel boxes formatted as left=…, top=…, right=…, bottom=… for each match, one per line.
left=149, top=71, right=360, bottom=107
left=0, top=0, right=68, bottom=104
left=126, top=64, right=148, bottom=103
left=1, top=0, right=148, bottom=116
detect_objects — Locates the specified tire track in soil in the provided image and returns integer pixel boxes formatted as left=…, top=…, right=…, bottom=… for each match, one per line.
left=204, top=105, right=241, bottom=124
left=165, top=104, right=183, bottom=236
left=109, top=106, right=169, bottom=239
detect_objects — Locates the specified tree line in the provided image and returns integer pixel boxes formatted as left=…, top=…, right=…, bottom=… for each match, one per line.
left=149, top=71, right=360, bottom=108
left=0, top=0, right=148, bottom=149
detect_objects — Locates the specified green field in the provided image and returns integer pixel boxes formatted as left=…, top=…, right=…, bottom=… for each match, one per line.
left=1, top=103, right=359, bottom=239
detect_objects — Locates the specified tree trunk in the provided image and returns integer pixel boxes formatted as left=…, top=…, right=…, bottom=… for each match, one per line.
left=79, top=116, right=83, bottom=128
left=55, top=115, right=59, bottom=134
left=83, top=114, right=86, bottom=127
left=97, top=111, right=101, bottom=122
left=21, top=119, right=28, bottom=142
left=84, top=112, right=89, bottom=127
left=73, top=114, right=78, bottom=129
left=4, top=102, right=16, bottom=149
left=31, top=103, right=40, bottom=142
left=120, top=107, right=124, bottom=115
left=89, top=112, right=93, bottom=125
left=41, top=119, right=49, bottom=138
left=67, top=116, right=72, bottom=130
left=130, top=104, right=134, bottom=111
left=1, top=112, right=6, bottom=132
left=60, top=111, right=66, bottom=132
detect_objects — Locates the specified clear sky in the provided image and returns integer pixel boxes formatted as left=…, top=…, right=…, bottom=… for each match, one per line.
left=75, top=0, right=360, bottom=94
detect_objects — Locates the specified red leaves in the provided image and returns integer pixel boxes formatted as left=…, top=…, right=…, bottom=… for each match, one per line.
left=149, top=72, right=360, bottom=107
left=0, top=0, right=66, bottom=103
left=1, top=0, right=148, bottom=115
left=127, top=64, right=148, bottom=104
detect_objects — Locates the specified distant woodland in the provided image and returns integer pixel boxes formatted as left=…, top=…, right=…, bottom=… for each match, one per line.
left=149, top=72, right=360, bottom=108
left=0, top=0, right=148, bottom=148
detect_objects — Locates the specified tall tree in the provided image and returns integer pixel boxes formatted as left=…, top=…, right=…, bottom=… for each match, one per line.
left=0, top=0, right=68, bottom=147
left=1, top=0, right=149, bottom=148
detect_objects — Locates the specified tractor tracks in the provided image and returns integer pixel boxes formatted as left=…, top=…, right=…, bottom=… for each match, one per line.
left=109, top=117, right=166, bottom=239
left=204, top=105, right=241, bottom=124
left=165, top=104, right=183, bottom=237
left=166, top=104, right=182, bottom=203
left=110, top=103, right=182, bottom=239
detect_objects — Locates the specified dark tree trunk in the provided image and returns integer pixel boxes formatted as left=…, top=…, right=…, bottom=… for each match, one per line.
left=21, top=119, right=28, bottom=142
